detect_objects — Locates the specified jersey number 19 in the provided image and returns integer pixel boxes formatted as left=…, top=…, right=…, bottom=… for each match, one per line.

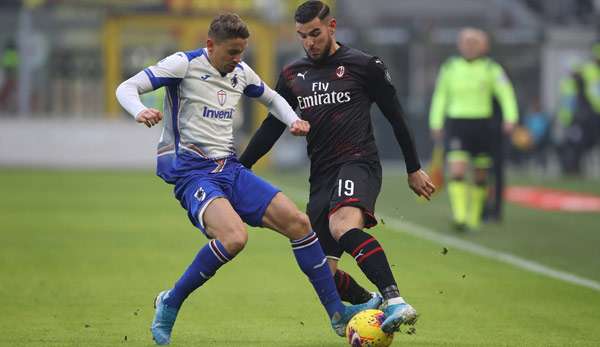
left=337, top=179, right=355, bottom=197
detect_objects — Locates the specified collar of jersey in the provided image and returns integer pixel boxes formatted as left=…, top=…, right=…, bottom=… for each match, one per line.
left=310, top=42, right=347, bottom=65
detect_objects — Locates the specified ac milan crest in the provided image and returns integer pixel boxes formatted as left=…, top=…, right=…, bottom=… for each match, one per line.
left=217, top=90, right=226, bottom=106
left=336, top=65, right=345, bottom=78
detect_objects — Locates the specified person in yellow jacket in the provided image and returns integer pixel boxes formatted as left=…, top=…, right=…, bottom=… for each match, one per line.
left=0, top=39, right=19, bottom=111
left=429, top=28, right=518, bottom=231
left=556, top=42, right=600, bottom=175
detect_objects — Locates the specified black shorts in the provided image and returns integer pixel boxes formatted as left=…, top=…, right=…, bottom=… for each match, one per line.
left=445, top=118, right=494, bottom=159
left=306, top=161, right=382, bottom=259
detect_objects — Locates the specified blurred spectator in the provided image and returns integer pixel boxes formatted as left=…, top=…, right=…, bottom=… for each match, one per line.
left=509, top=98, right=552, bottom=168
left=556, top=42, right=600, bottom=175
left=0, top=39, right=19, bottom=112
left=429, top=28, right=518, bottom=231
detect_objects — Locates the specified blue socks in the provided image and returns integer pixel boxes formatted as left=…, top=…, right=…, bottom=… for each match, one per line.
left=163, top=231, right=344, bottom=321
left=164, top=239, right=233, bottom=309
left=291, top=231, right=345, bottom=319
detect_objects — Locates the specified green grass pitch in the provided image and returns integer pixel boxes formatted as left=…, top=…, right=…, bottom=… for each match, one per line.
left=0, top=169, right=599, bottom=346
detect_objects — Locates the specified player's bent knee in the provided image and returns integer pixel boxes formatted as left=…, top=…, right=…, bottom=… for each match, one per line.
left=287, top=211, right=311, bottom=240
left=329, top=219, right=348, bottom=241
left=329, top=223, right=346, bottom=241
left=218, top=227, right=248, bottom=255
left=329, top=208, right=361, bottom=240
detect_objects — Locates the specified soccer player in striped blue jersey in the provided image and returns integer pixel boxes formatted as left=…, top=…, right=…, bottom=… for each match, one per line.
left=115, top=13, right=381, bottom=345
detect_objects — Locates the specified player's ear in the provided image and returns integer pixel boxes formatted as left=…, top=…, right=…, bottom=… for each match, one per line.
left=206, top=38, right=215, bottom=53
left=328, top=18, right=336, bottom=35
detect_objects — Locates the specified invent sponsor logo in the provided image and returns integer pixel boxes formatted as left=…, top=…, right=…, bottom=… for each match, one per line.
left=202, top=106, right=234, bottom=119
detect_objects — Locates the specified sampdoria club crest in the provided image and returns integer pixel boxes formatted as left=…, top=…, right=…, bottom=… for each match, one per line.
left=217, top=90, right=227, bottom=106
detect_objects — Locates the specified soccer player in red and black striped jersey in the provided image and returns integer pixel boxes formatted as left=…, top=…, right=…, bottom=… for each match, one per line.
left=240, top=1, right=435, bottom=333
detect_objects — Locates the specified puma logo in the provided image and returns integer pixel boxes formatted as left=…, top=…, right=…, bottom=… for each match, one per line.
left=354, top=249, right=365, bottom=260
left=297, top=71, right=308, bottom=80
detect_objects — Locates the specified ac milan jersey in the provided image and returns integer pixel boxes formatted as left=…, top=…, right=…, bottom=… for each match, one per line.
left=264, top=44, right=420, bottom=179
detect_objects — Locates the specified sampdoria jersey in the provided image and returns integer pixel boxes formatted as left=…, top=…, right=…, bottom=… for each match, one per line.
left=240, top=44, right=421, bottom=179
left=141, top=48, right=268, bottom=183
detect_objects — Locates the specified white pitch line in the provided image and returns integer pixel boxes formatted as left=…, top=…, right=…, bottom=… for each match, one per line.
left=281, top=186, right=600, bottom=292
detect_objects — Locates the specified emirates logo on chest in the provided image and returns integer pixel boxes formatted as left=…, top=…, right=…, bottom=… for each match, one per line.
left=217, top=90, right=227, bottom=106
left=336, top=65, right=345, bottom=78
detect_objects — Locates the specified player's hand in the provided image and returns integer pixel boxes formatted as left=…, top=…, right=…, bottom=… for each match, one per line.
left=408, top=169, right=436, bottom=200
left=289, top=119, right=310, bottom=136
left=135, top=108, right=163, bottom=128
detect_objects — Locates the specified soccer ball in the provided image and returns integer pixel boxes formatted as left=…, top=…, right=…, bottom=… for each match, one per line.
left=345, top=309, right=394, bottom=347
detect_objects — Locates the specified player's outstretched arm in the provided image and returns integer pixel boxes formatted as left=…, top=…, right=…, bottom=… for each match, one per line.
left=366, top=57, right=422, bottom=174
left=239, top=114, right=287, bottom=169
left=256, top=84, right=308, bottom=136
left=365, top=57, right=436, bottom=198
left=241, top=68, right=305, bottom=168
left=240, top=92, right=307, bottom=168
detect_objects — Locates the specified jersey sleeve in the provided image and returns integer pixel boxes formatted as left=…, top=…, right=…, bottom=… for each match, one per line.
left=429, top=62, right=449, bottom=130
left=115, top=52, right=188, bottom=118
left=491, top=62, right=519, bottom=124
left=241, top=62, right=267, bottom=99
left=238, top=71, right=292, bottom=169
left=115, top=71, right=154, bottom=118
left=143, top=52, right=189, bottom=89
left=366, top=57, right=421, bottom=173
left=240, top=62, right=299, bottom=126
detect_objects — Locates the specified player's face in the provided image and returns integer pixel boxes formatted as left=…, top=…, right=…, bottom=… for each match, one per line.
left=207, top=37, right=247, bottom=74
left=296, top=17, right=336, bottom=62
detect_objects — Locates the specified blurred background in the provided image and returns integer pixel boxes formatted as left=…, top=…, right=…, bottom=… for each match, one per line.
left=1, top=0, right=599, bottom=175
